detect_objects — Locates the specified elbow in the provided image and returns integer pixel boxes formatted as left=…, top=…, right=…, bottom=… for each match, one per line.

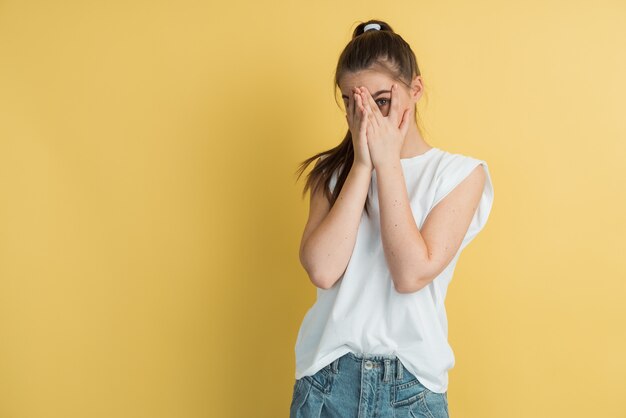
left=308, top=263, right=343, bottom=290
left=299, top=244, right=340, bottom=290
left=393, top=255, right=438, bottom=294
left=311, top=274, right=335, bottom=290
left=305, top=267, right=337, bottom=290
left=393, top=273, right=431, bottom=294
left=300, top=256, right=337, bottom=290
left=393, top=282, right=420, bottom=294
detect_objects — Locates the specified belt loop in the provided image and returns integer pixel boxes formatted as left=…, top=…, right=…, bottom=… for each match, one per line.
left=396, top=358, right=403, bottom=380
left=331, top=357, right=340, bottom=374
left=383, top=359, right=391, bottom=382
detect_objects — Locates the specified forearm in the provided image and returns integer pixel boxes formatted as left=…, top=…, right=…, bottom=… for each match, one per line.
left=301, top=163, right=372, bottom=289
left=375, top=161, right=430, bottom=293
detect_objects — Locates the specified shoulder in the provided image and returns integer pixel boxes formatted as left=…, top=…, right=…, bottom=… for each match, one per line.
left=431, top=148, right=493, bottom=211
left=434, top=148, right=483, bottom=173
left=429, top=148, right=495, bottom=248
left=434, top=148, right=491, bottom=183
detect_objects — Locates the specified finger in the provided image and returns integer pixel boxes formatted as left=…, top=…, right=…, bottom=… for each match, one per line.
left=388, top=83, right=400, bottom=126
left=359, top=89, right=374, bottom=127
left=399, top=107, right=411, bottom=137
left=347, top=92, right=354, bottom=125
left=359, top=90, right=377, bottom=130
left=366, top=115, right=376, bottom=141
left=349, top=92, right=357, bottom=128
left=359, top=98, right=368, bottom=132
left=345, top=96, right=352, bottom=126
left=355, top=92, right=366, bottom=125
left=353, top=90, right=362, bottom=123
left=361, top=87, right=383, bottom=127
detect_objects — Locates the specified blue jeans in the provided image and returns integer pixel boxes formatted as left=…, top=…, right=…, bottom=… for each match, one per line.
left=290, top=352, right=449, bottom=418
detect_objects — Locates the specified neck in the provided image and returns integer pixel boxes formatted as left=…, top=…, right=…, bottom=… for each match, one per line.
left=400, top=122, right=432, bottom=159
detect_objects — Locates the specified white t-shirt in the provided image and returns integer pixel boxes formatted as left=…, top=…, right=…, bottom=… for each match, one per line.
left=293, top=146, right=494, bottom=394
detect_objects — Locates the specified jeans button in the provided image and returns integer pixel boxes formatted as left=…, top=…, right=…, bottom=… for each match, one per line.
left=364, top=360, right=373, bottom=369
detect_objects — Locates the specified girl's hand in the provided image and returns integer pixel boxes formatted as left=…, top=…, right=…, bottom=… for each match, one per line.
left=346, top=87, right=373, bottom=171
left=359, top=84, right=411, bottom=169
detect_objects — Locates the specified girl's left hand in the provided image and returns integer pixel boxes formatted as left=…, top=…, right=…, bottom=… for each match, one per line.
left=359, top=84, right=412, bottom=168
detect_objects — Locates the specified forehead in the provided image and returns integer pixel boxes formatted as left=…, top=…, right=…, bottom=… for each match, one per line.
left=338, top=70, right=394, bottom=93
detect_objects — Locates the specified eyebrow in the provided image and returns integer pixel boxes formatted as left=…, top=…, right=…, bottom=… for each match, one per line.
left=341, top=89, right=391, bottom=100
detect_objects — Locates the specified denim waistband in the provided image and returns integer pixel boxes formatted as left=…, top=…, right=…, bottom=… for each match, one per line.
left=328, top=351, right=404, bottom=382
left=349, top=352, right=398, bottom=361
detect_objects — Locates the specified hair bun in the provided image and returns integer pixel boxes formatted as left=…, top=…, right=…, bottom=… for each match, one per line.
left=352, top=20, right=395, bottom=39
left=363, top=23, right=381, bottom=32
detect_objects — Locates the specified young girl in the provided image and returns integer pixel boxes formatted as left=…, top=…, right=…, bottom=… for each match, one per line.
left=291, top=19, right=494, bottom=418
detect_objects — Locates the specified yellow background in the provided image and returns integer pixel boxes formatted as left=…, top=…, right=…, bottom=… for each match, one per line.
left=1, top=1, right=625, bottom=417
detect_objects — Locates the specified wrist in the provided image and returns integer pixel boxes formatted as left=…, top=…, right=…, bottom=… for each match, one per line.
left=352, top=161, right=373, bottom=175
left=374, top=157, right=402, bottom=172
left=352, top=155, right=372, bottom=170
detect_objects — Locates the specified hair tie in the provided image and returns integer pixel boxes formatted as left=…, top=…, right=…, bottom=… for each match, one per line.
left=363, top=23, right=381, bottom=32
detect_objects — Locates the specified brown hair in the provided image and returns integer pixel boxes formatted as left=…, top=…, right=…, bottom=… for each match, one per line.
left=294, top=19, right=428, bottom=217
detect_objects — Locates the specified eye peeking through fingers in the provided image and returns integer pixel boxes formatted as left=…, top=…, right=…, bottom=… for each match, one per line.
left=376, top=98, right=390, bottom=107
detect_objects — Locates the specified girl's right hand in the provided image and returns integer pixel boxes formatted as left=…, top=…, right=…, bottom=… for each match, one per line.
left=346, top=87, right=373, bottom=171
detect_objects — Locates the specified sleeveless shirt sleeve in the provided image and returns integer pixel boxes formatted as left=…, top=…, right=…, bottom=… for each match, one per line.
left=329, top=169, right=338, bottom=193
left=432, top=155, right=494, bottom=252
left=317, top=154, right=340, bottom=194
